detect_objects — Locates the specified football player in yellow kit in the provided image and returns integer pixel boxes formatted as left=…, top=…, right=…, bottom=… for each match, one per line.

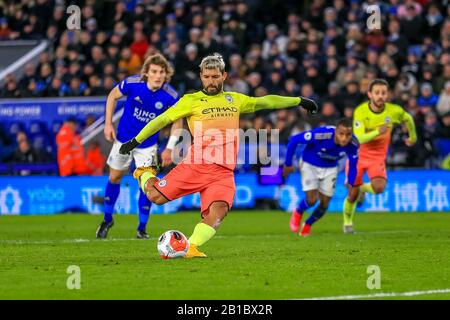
left=343, top=79, right=417, bottom=233
left=119, top=53, right=319, bottom=257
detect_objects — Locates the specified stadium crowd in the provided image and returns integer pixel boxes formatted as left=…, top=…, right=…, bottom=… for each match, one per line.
left=0, top=0, right=449, bottom=172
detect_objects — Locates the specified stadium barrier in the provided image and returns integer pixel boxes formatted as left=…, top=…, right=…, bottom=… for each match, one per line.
left=0, top=97, right=107, bottom=126
left=0, top=170, right=449, bottom=215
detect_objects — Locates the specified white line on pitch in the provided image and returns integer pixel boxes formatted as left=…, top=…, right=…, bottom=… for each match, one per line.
left=0, top=230, right=415, bottom=245
left=296, top=288, right=450, bottom=300
left=0, top=238, right=145, bottom=245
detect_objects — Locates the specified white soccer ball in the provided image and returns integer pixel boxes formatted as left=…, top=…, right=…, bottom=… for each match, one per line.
left=157, top=230, right=189, bottom=259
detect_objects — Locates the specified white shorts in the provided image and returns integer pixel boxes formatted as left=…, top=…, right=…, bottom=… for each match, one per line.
left=106, top=140, right=158, bottom=171
left=300, top=161, right=338, bottom=197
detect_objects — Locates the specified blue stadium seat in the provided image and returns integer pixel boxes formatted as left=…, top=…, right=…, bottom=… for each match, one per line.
left=7, top=121, right=26, bottom=137
left=51, top=120, right=63, bottom=135
left=28, top=120, right=48, bottom=136
left=31, top=133, right=50, bottom=151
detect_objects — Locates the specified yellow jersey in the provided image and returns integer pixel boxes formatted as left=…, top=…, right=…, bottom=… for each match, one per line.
left=353, top=101, right=416, bottom=159
left=135, top=90, right=301, bottom=170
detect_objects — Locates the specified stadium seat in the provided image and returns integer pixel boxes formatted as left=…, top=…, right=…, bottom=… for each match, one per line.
left=28, top=120, right=48, bottom=136
left=7, top=121, right=26, bottom=137
left=51, top=120, right=63, bottom=135
left=31, top=133, right=50, bottom=152
left=0, top=163, right=9, bottom=175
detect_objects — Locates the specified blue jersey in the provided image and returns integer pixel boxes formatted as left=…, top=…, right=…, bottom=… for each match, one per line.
left=285, top=126, right=359, bottom=186
left=116, top=75, right=179, bottom=148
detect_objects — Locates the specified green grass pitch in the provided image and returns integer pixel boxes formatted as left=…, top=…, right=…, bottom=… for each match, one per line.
left=0, top=211, right=449, bottom=300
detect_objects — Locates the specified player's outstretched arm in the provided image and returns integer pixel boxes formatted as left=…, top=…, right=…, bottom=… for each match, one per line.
left=240, top=95, right=319, bottom=114
left=104, top=86, right=123, bottom=142
left=119, top=97, right=192, bottom=155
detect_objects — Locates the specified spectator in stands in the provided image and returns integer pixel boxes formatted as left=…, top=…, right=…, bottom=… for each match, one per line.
left=336, top=52, right=366, bottom=86
left=55, top=117, right=89, bottom=177
left=421, top=112, right=442, bottom=168
left=65, top=77, right=86, bottom=97
left=316, top=101, right=340, bottom=127
left=340, top=80, right=365, bottom=110
left=399, top=2, right=424, bottom=45
left=2, top=76, right=20, bottom=97
left=18, top=63, right=37, bottom=91
left=130, top=30, right=149, bottom=61
left=262, top=24, right=288, bottom=60
left=437, top=81, right=450, bottom=116
left=45, top=77, right=63, bottom=97
left=417, top=82, right=439, bottom=112
left=438, top=112, right=450, bottom=139
left=86, top=141, right=106, bottom=176
left=118, top=47, right=141, bottom=75
left=10, top=137, right=47, bottom=164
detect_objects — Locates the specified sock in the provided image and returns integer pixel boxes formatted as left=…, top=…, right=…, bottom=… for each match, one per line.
left=305, top=206, right=327, bottom=226
left=137, top=189, right=152, bottom=231
left=296, top=198, right=314, bottom=214
left=343, top=198, right=357, bottom=226
left=188, top=223, right=216, bottom=247
left=104, top=181, right=120, bottom=223
left=361, top=183, right=375, bottom=194
left=140, top=171, right=156, bottom=192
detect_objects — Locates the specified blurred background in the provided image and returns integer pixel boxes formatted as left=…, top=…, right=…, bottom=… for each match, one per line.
left=0, top=0, right=449, bottom=214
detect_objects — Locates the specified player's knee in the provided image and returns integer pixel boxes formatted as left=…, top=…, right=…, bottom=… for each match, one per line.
left=373, top=184, right=385, bottom=194
left=346, top=188, right=360, bottom=202
left=211, top=202, right=229, bottom=215
left=319, top=202, right=329, bottom=211
left=306, top=196, right=318, bottom=206
left=147, top=188, right=166, bottom=205
left=347, top=194, right=358, bottom=202
left=109, top=174, right=122, bottom=184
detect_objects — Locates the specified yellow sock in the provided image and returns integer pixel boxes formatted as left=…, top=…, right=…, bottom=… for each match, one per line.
left=189, top=223, right=216, bottom=247
left=343, top=198, right=357, bottom=226
left=361, top=183, right=375, bottom=194
left=140, top=171, right=155, bottom=192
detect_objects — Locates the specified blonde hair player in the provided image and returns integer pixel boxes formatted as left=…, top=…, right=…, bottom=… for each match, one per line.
left=119, top=53, right=319, bottom=257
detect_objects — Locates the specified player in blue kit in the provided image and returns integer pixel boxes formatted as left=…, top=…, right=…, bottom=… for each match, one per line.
left=283, top=118, right=359, bottom=236
left=96, top=54, right=182, bottom=239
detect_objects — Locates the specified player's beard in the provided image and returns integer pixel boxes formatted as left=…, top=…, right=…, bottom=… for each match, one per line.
left=204, top=83, right=223, bottom=95
left=372, top=99, right=385, bottom=110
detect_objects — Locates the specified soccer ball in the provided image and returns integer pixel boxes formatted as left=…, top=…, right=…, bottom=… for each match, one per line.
left=157, top=230, right=189, bottom=259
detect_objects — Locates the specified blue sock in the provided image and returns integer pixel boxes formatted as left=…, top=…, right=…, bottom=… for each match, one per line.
left=305, top=206, right=327, bottom=226
left=137, top=190, right=152, bottom=231
left=104, top=181, right=120, bottom=223
left=296, top=198, right=314, bottom=213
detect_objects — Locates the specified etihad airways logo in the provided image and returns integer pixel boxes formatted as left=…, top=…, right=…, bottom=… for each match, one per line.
left=202, top=106, right=238, bottom=114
